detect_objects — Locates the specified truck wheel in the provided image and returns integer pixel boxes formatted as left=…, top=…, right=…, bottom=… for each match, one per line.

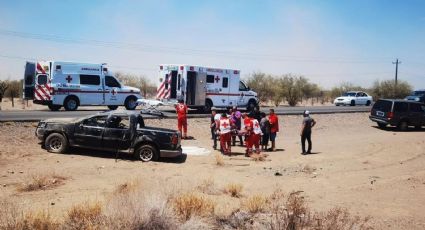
left=350, top=100, right=355, bottom=106
left=64, top=96, right=79, bottom=111
left=377, top=123, right=387, bottom=129
left=134, top=144, right=159, bottom=162
left=124, top=96, right=137, bottom=110
left=247, top=100, right=257, bottom=111
left=48, top=104, right=61, bottom=111
left=398, top=121, right=408, bottom=131
left=107, top=105, right=118, bottom=110
left=44, top=133, right=68, bottom=153
left=366, top=100, right=371, bottom=106
left=204, top=100, right=213, bottom=113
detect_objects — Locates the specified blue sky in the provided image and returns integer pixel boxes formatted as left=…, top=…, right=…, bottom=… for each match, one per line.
left=0, top=0, right=424, bottom=88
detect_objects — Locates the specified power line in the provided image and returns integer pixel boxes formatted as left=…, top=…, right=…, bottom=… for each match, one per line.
left=0, top=28, right=394, bottom=64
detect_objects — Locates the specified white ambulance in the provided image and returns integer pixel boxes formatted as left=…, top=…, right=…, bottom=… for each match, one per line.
left=23, top=61, right=141, bottom=111
left=156, top=65, right=258, bottom=111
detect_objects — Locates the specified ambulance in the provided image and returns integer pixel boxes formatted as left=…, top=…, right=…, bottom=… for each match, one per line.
left=23, top=61, right=141, bottom=111
left=156, top=65, right=258, bottom=111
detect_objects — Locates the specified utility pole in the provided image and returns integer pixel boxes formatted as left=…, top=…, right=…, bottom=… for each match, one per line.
left=392, top=58, right=401, bottom=85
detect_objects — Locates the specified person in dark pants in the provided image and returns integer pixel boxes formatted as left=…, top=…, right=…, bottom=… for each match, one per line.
left=300, top=110, right=316, bottom=155
left=210, top=108, right=221, bottom=149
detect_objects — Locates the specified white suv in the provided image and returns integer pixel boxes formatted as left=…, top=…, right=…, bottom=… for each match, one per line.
left=334, top=91, right=373, bottom=106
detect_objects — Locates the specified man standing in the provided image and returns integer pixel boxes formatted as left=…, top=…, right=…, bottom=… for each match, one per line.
left=210, top=109, right=221, bottom=149
left=260, top=112, right=270, bottom=151
left=175, top=99, right=188, bottom=139
left=218, top=113, right=232, bottom=155
left=268, top=109, right=279, bottom=151
left=230, top=106, right=243, bottom=146
left=300, top=110, right=316, bottom=155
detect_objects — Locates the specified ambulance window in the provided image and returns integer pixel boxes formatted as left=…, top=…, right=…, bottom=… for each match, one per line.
left=206, top=75, right=214, bottom=83
left=222, top=77, right=228, bottom=88
left=105, top=76, right=121, bottom=88
left=164, top=74, right=169, bottom=89
left=177, top=74, right=181, bottom=90
left=80, top=75, right=100, bottom=85
left=37, top=75, right=47, bottom=85
left=239, top=81, right=248, bottom=91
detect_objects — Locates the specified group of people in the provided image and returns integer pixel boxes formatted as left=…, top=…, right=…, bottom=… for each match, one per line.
left=175, top=99, right=316, bottom=156
left=210, top=106, right=280, bottom=157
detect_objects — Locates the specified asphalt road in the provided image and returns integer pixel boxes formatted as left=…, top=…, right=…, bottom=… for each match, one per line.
left=0, top=105, right=371, bottom=122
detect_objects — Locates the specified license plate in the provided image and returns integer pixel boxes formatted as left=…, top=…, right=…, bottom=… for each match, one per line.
left=376, top=111, right=384, bottom=117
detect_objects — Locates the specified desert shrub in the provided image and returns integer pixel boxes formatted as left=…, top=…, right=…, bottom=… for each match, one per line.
left=18, top=173, right=67, bottom=192
left=371, top=79, right=412, bottom=100
left=214, top=153, right=225, bottom=166
left=242, top=194, right=268, bottom=213
left=196, top=178, right=219, bottom=195
left=64, top=202, right=104, bottom=229
left=115, top=72, right=156, bottom=98
left=172, top=193, right=215, bottom=221
left=224, top=183, right=243, bottom=198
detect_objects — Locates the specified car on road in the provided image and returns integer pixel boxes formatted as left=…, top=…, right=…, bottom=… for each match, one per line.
left=334, top=91, right=373, bottom=106
left=35, top=111, right=182, bottom=162
left=405, top=89, right=425, bottom=103
left=369, top=99, right=425, bottom=131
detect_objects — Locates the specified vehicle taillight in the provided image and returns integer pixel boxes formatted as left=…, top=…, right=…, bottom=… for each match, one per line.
left=387, top=112, right=394, bottom=119
left=171, top=133, right=178, bottom=145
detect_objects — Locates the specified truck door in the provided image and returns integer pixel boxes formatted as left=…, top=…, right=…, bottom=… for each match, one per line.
left=74, top=115, right=107, bottom=148
left=23, top=62, right=36, bottom=99
left=102, top=115, right=132, bottom=150
left=195, top=72, right=206, bottom=106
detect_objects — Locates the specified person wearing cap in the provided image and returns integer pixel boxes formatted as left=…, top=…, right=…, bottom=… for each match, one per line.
left=175, top=99, right=188, bottom=139
left=268, top=108, right=279, bottom=151
left=300, top=110, right=316, bottom=155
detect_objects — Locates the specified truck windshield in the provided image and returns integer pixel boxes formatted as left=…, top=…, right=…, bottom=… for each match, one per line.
left=239, top=81, right=248, bottom=91
left=413, top=91, right=425, bottom=96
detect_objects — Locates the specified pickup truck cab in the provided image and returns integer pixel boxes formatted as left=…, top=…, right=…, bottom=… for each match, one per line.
left=369, top=99, right=425, bottom=131
left=36, top=111, right=182, bottom=161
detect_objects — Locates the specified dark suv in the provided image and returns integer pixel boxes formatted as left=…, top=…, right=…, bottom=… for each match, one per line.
left=369, top=99, right=425, bottom=130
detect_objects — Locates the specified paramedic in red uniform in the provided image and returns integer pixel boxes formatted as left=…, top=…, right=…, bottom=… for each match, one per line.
left=243, top=113, right=254, bottom=157
left=218, top=113, right=232, bottom=155
left=268, top=108, right=279, bottom=151
left=251, top=115, right=263, bottom=154
left=175, top=99, right=188, bottom=139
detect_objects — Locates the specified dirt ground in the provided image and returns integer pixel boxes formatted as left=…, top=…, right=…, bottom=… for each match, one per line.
left=0, top=113, right=424, bottom=229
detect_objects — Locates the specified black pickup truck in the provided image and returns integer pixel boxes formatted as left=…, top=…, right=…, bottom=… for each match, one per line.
left=35, top=111, right=182, bottom=162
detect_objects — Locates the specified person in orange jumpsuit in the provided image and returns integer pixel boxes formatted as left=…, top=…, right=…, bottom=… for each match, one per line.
left=175, top=99, right=188, bottom=139
left=243, top=113, right=254, bottom=157
left=218, top=113, right=232, bottom=155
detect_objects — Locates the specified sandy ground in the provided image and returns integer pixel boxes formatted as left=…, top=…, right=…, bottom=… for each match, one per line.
left=0, top=113, right=424, bottom=229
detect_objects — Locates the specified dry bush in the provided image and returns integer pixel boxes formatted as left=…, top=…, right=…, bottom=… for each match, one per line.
left=64, top=202, right=105, bottom=229
left=224, top=183, right=243, bottom=198
left=105, top=186, right=177, bottom=229
left=172, top=192, right=215, bottom=221
left=178, top=216, right=212, bottom=230
left=196, top=178, right=219, bottom=195
left=242, top=194, right=268, bottom=213
left=215, top=153, right=225, bottom=166
left=17, top=212, right=59, bottom=230
left=17, top=173, right=67, bottom=192
left=317, top=207, right=372, bottom=230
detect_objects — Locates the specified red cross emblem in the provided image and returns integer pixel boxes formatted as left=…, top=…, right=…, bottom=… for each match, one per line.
left=112, top=89, right=117, bottom=95
left=215, top=76, right=220, bottom=83
left=222, top=121, right=229, bottom=128
left=66, top=75, right=72, bottom=83
left=255, top=123, right=259, bottom=128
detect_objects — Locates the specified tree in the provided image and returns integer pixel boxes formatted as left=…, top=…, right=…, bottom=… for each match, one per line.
left=371, top=79, right=412, bottom=100
left=245, top=72, right=275, bottom=104
left=115, top=72, right=156, bottom=98
left=0, top=80, right=9, bottom=103
left=5, top=80, right=22, bottom=107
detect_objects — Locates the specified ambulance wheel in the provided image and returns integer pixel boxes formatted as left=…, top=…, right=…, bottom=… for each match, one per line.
left=107, top=105, right=118, bottom=110
left=204, top=99, right=213, bottom=113
left=64, top=96, right=79, bottom=111
left=124, top=96, right=137, bottom=110
left=247, top=100, right=257, bottom=111
left=48, top=104, right=61, bottom=111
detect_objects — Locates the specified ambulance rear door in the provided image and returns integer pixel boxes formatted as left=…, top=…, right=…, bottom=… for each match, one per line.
left=23, top=62, right=36, bottom=99
left=194, top=72, right=206, bottom=106
left=227, top=70, right=239, bottom=106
